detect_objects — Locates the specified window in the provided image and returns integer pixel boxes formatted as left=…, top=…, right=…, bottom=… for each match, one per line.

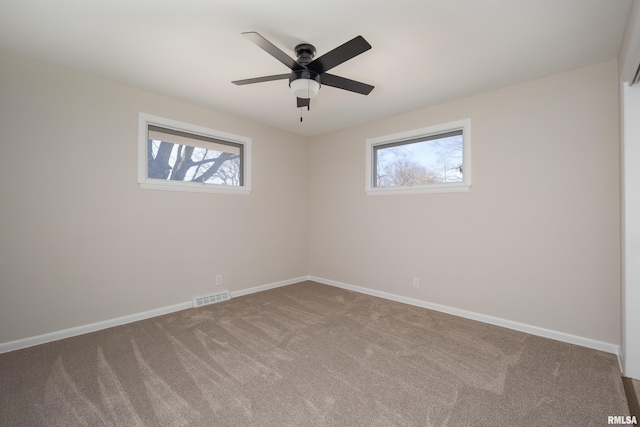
left=365, top=119, right=471, bottom=195
left=138, top=113, right=251, bottom=194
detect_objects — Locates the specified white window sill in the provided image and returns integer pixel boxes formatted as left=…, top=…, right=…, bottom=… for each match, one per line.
left=366, top=183, right=471, bottom=196
left=140, top=181, right=251, bottom=195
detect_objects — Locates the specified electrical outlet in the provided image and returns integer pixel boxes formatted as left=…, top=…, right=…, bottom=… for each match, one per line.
left=215, top=275, right=222, bottom=286
left=412, top=277, right=420, bottom=288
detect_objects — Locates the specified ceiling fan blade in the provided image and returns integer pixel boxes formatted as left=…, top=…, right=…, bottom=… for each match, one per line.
left=232, top=74, right=290, bottom=85
left=242, top=32, right=302, bottom=71
left=320, top=73, right=374, bottom=95
left=307, top=36, right=371, bottom=74
left=297, top=97, right=310, bottom=108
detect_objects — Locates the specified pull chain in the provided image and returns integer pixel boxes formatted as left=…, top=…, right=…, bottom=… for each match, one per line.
left=299, top=104, right=311, bottom=123
left=300, top=104, right=311, bottom=123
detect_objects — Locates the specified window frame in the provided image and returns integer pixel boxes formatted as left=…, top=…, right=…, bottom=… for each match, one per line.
left=365, top=118, right=471, bottom=195
left=138, top=113, right=252, bottom=195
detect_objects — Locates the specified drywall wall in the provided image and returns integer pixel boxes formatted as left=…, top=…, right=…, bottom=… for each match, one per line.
left=308, top=61, right=621, bottom=345
left=0, top=48, right=308, bottom=344
left=0, top=46, right=623, bottom=351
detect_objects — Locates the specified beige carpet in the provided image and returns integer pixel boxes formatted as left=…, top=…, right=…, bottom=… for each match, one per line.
left=0, top=281, right=630, bottom=426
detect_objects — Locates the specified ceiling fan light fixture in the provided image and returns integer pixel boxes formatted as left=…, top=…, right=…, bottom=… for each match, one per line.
left=290, top=78, right=320, bottom=99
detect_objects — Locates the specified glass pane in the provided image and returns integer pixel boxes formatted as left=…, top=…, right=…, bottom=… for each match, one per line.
left=375, top=134, right=463, bottom=188
left=147, top=128, right=242, bottom=186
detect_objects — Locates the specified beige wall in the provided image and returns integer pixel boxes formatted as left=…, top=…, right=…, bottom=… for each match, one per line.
left=0, top=48, right=622, bottom=349
left=0, top=49, right=308, bottom=343
left=308, top=61, right=621, bottom=345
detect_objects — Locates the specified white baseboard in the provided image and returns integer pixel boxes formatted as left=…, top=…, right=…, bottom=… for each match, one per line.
left=0, top=275, right=620, bottom=360
left=309, top=276, right=621, bottom=357
left=0, top=301, right=193, bottom=354
left=619, top=348, right=625, bottom=374
left=0, top=276, right=307, bottom=354
left=231, top=276, right=308, bottom=298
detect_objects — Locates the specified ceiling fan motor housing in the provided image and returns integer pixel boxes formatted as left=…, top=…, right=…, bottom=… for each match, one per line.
left=289, top=69, right=320, bottom=85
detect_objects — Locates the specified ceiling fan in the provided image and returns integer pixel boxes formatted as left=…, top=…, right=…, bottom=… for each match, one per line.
left=232, top=32, right=374, bottom=110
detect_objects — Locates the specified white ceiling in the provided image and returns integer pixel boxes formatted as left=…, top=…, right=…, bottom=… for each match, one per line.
left=0, top=0, right=633, bottom=137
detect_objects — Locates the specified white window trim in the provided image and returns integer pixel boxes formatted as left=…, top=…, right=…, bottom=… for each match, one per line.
left=138, top=113, right=252, bottom=195
left=365, top=118, right=471, bottom=195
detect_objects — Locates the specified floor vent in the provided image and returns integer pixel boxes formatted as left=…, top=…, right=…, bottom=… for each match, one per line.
left=193, top=291, right=231, bottom=308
